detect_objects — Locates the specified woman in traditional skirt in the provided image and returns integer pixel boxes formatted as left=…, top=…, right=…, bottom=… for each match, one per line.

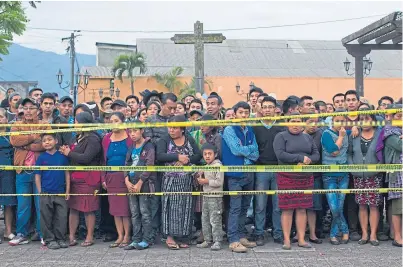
left=348, top=111, right=383, bottom=246
left=157, top=115, right=201, bottom=250
left=273, top=112, right=320, bottom=250
left=0, top=108, right=17, bottom=242
left=377, top=105, right=402, bottom=247
left=321, top=109, right=349, bottom=245
left=101, top=112, right=132, bottom=248
left=60, top=112, right=102, bottom=247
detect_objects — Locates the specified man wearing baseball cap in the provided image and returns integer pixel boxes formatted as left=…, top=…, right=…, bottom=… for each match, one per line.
left=9, top=98, right=51, bottom=246
left=58, top=96, right=74, bottom=124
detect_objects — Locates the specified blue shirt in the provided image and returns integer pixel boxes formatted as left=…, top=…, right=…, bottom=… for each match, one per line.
left=222, top=126, right=259, bottom=165
left=321, top=129, right=339, bottom=154
left=129, top=145, right=143, bottom=177
left=35, top=151, right=69, bottom=193
left=106, top=139, right=128, bottom=166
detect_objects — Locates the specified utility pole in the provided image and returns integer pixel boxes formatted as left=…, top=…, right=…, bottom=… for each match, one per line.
left=62, top=31, right=80, bottom=105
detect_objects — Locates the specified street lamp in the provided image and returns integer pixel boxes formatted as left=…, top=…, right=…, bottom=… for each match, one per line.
left=56, top=69, right=70, bottom=91
left=76, top=69, right=90, bottom=89
left=98, top=88, right=103, bottom=99
left=249, top=81, right=255, bottom=90
left=343, top=57, right=373, bottom=76
left=235, top=82, right=240, bottom=93
left=115, top=88, right=120, bottom=98
left=235, top=82, right=249, bottom=101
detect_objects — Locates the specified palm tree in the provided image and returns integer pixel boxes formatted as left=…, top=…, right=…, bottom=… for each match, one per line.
left=178, top=77, right=213, bottom=99
left=153, top=66, right=184, bottom=93
left=111, top=53, right=147, bottom=95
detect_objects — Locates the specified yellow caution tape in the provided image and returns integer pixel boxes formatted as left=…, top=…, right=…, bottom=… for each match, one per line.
left=0, top=120, right=401, bottom=136
left=0, top=188, right=401, bottom=197
left=2, top=164, right=402, bottom=172
left=0, top=108, right=400, bottom=129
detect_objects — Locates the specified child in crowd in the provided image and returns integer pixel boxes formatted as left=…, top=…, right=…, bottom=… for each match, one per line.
left=34, top=133, right=70, bottom=249
left=124, top=122, right=156, bottom=251
left=196, top=143, right=224, bottom=251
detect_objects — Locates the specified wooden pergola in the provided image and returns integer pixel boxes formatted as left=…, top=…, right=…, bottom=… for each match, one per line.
left=342, top=11, right=402, bottom=96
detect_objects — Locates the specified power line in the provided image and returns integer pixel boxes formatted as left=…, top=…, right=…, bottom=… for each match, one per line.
left=138, top=40, right=350, bottom=51
left=27, top=14, right=386, bottom=33
left=0, top=67, right=26, bottom=81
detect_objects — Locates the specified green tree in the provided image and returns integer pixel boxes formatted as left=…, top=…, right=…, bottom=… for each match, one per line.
left=0, top=1, right=38, bottom=60
left=111, top=52, right=147, bottom=95
left=153, top=66, right=184, bottom=93
left=178, top=77, right=213, bottom=100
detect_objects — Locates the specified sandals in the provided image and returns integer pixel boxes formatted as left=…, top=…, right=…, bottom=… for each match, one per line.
left=166, top=241, right=180, bottom=250
left=392, top=240, right=402, bottom=247
left=298, top=243, right=312, bottom=249
left=358, top=239, right=369, bottom=245
left=178, top=243, right=189, bottom=249
left=69, top=239, right=78, bottom=247
left=109, top=242, right=120, bottom=248
left=282, top=244, right=291, bottom=250
left=3, top=234, right=15, bottom=241
left=330, top=238, right=340, bottom=245
left=119, top=242, right=129, bottom=248
left=81, top=241, right=94, bottom=247
left=370, top=240, right=379, bottom=246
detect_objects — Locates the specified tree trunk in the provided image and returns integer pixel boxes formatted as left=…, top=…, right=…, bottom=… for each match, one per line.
left=130, top=79, right=134, bottom=95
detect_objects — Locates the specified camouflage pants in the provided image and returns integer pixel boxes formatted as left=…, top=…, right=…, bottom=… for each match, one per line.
left=202, top=197, right=223, bottom=242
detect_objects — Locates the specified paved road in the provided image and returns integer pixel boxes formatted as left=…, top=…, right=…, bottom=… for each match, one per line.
left=0, top=238, right=401, bottom=267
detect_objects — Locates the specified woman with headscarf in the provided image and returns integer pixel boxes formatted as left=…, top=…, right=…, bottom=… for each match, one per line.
left=273, top=112, right=320, bottom=250
left=101, top=112, right=132, bottom=248
left=156, top=115, right=202, bottom=249
left=377, top=105, right=402, bottom=247
left=59, top=111, right=102, bottom=247
left=348, top=110, right=383, bottom=246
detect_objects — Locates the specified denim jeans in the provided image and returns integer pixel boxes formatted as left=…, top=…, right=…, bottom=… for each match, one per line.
left=227, top=173, right=254, bottom=243
left=247, top=198, right=254, bottom=218
left=254, top=172, right=283, bottom=239
left=322, top=174, right=349, bottom=238
left=129, top=195, right=152, bottom=243
left=16, top=172, right=41, bottom=237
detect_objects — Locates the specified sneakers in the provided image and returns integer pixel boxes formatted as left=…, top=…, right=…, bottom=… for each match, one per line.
left=240, top=238, right=257, bottom=248
left=229, top=242, right=248, bottom=253
left=124, top=241, right=137, bottom=250
left=256, top=235, right=265, bottom=246
left=211, top=242, right=222, bottom=251
left=134, top=241, right=149, bottom=250
left=47, top=241, right=61, bottom=250
left=57, top=240, right=69, bottom=249
left=350, top=231, right=361, bottom=241
left=196, top=241, right=211, bottom=248
left=9, top=234, right=29, bottom=246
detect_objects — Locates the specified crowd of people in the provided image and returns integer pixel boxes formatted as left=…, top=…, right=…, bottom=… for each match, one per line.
left=0, top=86, right=401, bottom=253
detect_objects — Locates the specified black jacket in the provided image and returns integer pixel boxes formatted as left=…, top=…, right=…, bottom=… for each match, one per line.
left=156, top=133, right=202, bottom=164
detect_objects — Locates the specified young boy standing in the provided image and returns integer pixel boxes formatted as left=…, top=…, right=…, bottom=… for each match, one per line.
left=35, top=133, right=70, bottom=249
left=124, top=122, right=156, bottom=251
left=196, top=143, right=224, bottom=251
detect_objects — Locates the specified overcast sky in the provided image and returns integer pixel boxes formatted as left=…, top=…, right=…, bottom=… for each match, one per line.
left=14, top=1, right=402, bottom=55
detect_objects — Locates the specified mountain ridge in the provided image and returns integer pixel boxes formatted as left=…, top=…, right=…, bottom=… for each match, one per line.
left=0, top=43, right=96, bottom=96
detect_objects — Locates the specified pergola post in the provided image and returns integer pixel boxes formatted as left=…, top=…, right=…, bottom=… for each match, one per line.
left=342, top=11, right=402, bottom=97
left=346, top=45, right=371, bottom=97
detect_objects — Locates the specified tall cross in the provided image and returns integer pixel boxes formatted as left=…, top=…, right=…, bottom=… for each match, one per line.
left=171, top=21, right=226, bottom=94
